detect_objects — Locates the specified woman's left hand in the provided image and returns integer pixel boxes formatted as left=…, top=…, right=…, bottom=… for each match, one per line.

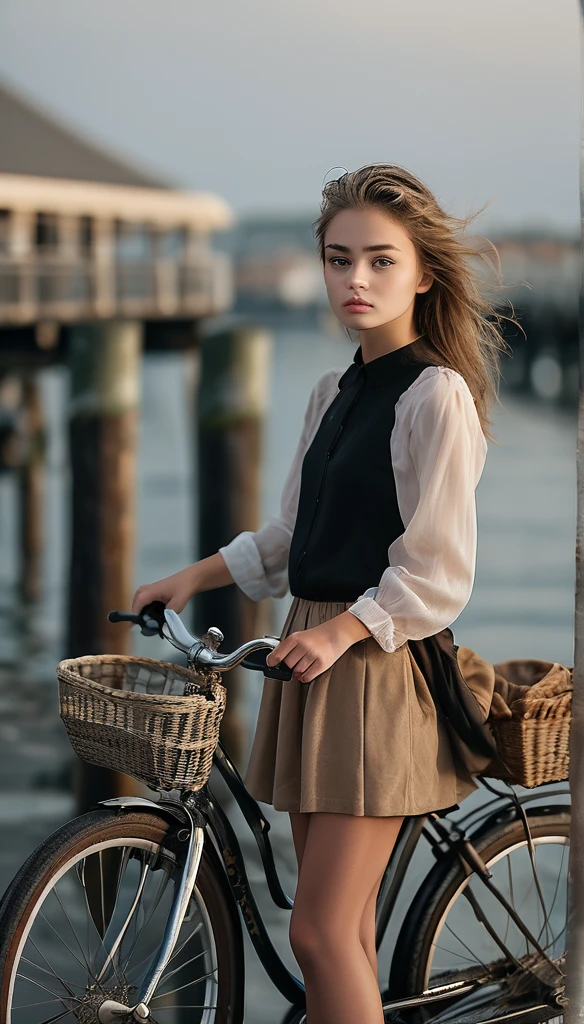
left=265, top=611, right=372, bottom=683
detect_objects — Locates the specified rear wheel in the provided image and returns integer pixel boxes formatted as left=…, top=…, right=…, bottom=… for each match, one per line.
left=0, top=808, right=245, bottom=1024
left=389, top=813, right=569, bottom=1023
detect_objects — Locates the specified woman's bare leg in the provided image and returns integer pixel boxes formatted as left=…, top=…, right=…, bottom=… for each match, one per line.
left=289, top=811, right=403, bottom=1024
left=290, top=812, right=391, bottom=978
left=359, top=865, right=387, bottom=976
left=289, top=811, right=311, bottom=868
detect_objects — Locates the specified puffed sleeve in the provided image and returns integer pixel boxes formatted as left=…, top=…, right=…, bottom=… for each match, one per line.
left=218, top=368, right=342, bottom=600
left=347, top=367, right=488, bottom=652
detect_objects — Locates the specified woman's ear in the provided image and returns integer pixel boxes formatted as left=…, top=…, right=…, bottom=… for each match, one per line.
left=416, top=269, right=434, bottom=295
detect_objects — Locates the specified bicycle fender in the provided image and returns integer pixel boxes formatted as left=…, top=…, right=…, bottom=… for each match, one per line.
left=98, top=796, right=191, bottom=828
left=466, top=798, right=571, bottom=848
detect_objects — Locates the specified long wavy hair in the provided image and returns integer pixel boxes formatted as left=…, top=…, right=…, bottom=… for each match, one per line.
left=313, top=162, right=525, bottom=444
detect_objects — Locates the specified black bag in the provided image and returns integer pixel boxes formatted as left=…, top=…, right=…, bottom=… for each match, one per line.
left=407, top=627, right=500, bottom=760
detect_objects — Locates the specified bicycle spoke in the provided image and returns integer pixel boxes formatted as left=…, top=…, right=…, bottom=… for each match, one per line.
left=36, top=1008, right=79, bottom=1024
left=119, top=863, right=170, bottom=975
left=52, top=887, right=105, bottom=988
left=535, top=843, right=567, bottom=949
left=13, top=1000, right=68, bottom=1010
left=440, top=919, right=489, bottom=971
left=543, top=921, right=568, bottom=953
left=522, top=818, right=559, bottom=946
left=113, top=848, right=132, bottom=913
left=14, top=975, right=81, bottom=1007
left=95, top=850, right=153, bottom=984
left=34, top=911, right=103, bottom=992
left=165, top=919, right=204, bottom=967
left=125, top=917, right=205, bottom=984
left=21, top=954, right=84, bottom=998
left=151, top=969, right=217, bottom=1000
left=99, top=850, right=107, bottom=937
left=508, top=849, right=531, bottom=958
left=154, top=947, right=209, bottom=986
left=147, top=1006, right=218, bottom=1012
left=75, top=855, right=128, bottom=987
left=430, top=943, right=483, bottom=967
left=106, top=846, right=133, bottom=956
left=509, top=854, right=552, bottom=955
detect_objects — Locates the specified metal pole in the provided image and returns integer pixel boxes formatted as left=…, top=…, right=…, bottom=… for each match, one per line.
left=563, top=4, right=584, bottom=1017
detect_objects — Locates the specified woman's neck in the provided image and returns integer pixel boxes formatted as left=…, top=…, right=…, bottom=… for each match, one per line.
left=358, top=331, right=425, bottom=364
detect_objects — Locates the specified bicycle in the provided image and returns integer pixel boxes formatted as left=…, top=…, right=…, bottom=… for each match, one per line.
left=0, top=602, right=570, bottom=1024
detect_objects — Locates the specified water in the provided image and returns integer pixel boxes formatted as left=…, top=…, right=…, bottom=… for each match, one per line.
left=0, top=321, right=577, bottom=1021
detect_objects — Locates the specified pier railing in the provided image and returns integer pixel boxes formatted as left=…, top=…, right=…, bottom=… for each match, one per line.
left=0, top=250, right=233, bottom=324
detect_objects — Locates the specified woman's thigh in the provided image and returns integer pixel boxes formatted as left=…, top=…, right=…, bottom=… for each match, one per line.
left=291, top=812, right=403, bottom=935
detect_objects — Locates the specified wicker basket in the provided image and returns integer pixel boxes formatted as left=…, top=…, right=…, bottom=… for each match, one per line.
left=479, top=660, right=572, bottom=788
left=57, top=654, right=226, bottom=791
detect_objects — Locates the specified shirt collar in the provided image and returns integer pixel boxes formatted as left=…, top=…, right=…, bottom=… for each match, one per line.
left=338, top=334, right=429, bottom=390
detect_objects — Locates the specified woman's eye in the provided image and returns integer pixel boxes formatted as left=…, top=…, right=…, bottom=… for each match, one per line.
left=328, top=257, right=394, bottom=268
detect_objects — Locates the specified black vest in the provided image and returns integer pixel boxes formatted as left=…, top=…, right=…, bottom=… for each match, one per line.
left=288, top=337, right=435, bottom=602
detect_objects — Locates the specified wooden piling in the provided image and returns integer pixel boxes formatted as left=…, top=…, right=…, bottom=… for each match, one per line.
left=67, top=320, right=143, bottom=810
left=196, top=325, right=272, bottom=767
left=17, top=373, right=45, bottom=602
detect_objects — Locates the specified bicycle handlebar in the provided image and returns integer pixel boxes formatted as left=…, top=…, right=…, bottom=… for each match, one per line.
left=108, top=601, right=294, bottom=680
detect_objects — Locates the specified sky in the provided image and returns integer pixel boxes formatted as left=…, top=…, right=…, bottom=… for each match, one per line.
left=0, top=0, right=580, bottom=232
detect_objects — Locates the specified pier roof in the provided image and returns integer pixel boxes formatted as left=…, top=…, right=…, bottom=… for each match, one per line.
left=0, top=79, right=232, bottom=231
left=0, top=79, right=166, bottom=189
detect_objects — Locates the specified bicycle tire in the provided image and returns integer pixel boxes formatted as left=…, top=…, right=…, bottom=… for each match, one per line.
left=388, top=812, right=570, bottom=1023
left=0, top=807, right=245, bottom=1024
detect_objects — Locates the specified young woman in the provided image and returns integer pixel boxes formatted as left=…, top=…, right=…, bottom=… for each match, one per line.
left=132, top=163, right=515, bottom=1024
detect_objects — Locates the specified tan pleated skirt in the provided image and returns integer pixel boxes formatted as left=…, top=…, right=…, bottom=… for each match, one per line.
left=244, top=596, right=480, bottom=817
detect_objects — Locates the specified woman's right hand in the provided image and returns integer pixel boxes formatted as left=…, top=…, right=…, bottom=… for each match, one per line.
left=131, top=552, right=235, bottom=617
left=131, top=565, right=199, bottom=616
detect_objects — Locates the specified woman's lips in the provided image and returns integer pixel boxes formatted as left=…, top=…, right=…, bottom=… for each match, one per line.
left=344, top=302, right=374, bottom=312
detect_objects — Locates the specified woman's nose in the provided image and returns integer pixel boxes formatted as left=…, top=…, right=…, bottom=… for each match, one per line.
left=347, top=262, right=369, bottom=290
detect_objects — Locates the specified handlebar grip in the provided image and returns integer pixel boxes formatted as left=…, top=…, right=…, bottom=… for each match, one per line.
left=241, top=648, right=293, bottom=681
left=108, top=610, right=136, bottom=624
left=139, top=601, right=167, bottom=631
left=108, top=600, right=166, bottom=637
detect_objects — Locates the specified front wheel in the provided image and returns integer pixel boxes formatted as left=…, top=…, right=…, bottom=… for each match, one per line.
left=0, top=808, right=245, bottom=1024
left=389, top=812, right=569, bottom=1023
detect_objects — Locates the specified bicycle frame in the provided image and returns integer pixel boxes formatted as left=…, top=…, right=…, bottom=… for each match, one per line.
left=44, top=605, right=564, bottom=1023
left=99, top=744, right=570, bottom=1023
left=102, top=741, right=565, bottom=1024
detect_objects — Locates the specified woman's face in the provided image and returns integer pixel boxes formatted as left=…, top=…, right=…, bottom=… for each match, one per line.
left=322, top=206, right=433, bottom=333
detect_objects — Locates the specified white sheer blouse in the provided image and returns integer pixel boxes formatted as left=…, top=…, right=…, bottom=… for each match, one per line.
left=218, top=363, right=488, bottom=653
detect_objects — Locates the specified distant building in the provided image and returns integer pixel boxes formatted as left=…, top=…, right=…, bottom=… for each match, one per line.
left=490, top=233, right=579, bottom=313
left=226, top=214, right=579, bottom=319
